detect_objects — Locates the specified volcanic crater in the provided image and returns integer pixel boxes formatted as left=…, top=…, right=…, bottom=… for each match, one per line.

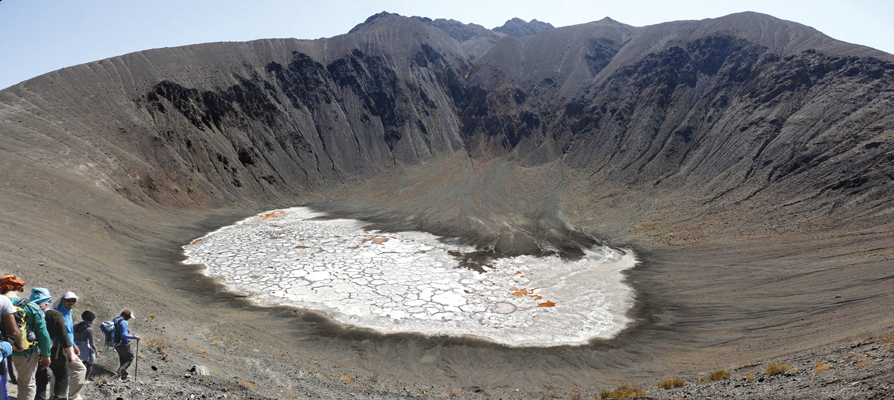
left=2, top=11, right=894, bottom=397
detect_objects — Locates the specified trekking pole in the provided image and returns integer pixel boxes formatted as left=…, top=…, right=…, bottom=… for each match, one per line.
left=134, top=340, right=139, bottom=381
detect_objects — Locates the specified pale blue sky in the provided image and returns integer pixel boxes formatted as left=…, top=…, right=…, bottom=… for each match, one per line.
left=1, top=0, right=892, bottom=90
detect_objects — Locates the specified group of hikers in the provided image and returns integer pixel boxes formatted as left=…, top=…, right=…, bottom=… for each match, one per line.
left=0, top=275, right=140, bottom=400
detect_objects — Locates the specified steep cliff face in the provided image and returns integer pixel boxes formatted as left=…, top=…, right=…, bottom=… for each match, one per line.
left=1, top=11, right=894, bottom=381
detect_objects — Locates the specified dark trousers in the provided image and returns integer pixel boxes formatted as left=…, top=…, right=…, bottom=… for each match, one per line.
left=35, top=367, right=49, bottom=400
left=5, top=356, right=14, bottom=385
left=45, top=345, right=69, bottom=400
left=83, top=360, right=94, bottom=381
left=115, top=344, right=134, bottom=378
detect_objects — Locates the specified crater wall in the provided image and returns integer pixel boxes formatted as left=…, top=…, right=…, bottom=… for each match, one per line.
left=1, top=11, right=893, bottom=388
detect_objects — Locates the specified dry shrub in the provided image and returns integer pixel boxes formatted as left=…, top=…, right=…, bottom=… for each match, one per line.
left=366, top=374, right=379, bottom=383
left=812, top=362, right=832, bottom=374
left=144, top=336, right=169, bottom=361
left=539, top=389, right=561, bottom=399
left=340, top=374, right=355, bottom=383
left=599, top=382, right=647, bottom=399
left=698, top=370, right=731, bottom=383
left=569, top=390, right=582, bottom=400
left=239, top=379, right=260, bottom=391
left=878, top=331, right=894, bottom=352
left=855, top=360, right=873, bottom=368
left=658, top=378, right=685, bottom=389
left=764, top=363, right=792, bottom=376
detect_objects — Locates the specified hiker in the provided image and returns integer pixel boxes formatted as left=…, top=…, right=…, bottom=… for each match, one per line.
left=0, top=279, right=24, bottom=350
left=31, top=288, right=76, bottom=400
left=0, top=276, right=24, bottom=400
left=72, top=311, right=97, bottom=381
left=113, top=309, right=140, bottom=380
left=0, top=276, right=23, bottom=360
left=0, top=339, right=12, bottom=400
left=1, top=277, right=51, bottom=400
left=52, top=292, right=87, bottom=399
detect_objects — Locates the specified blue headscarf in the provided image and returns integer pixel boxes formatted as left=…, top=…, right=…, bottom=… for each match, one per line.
left=30, top=287, right=52, bottom=304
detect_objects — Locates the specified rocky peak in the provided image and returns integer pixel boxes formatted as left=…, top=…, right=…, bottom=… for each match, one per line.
left=493, top=17, right=555, bottom=37
left=348, top=11, right=402, bottom=33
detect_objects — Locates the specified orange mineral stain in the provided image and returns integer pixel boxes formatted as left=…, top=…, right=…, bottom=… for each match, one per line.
left=260, top=210, right=286, bottom=221
left=537, top=301, right=556, bottom=307
left=362, top=236, right=390, bottom=245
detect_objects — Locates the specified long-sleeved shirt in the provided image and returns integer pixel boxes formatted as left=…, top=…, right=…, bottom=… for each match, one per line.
left=73, top=320, right=96, bottom=363
left=54, top=303, right=75, bottom=346
left=8, top=296, right=52, bottom=358
left=45, top=309, right=71, bottom=361
left=73, top=321, right=94, bottom=348
left=113, top=316, right=137, bottom=346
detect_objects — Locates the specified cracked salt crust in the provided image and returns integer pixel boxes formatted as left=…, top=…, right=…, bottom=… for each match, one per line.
left=182, top=207, right=637, bottom=347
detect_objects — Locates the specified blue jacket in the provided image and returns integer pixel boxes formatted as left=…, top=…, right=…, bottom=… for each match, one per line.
left=113, top=316, right=137, bottom=346
left=54, top=304, right=75, bottom=346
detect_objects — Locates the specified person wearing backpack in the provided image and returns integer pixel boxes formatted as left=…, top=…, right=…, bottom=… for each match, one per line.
left=112, top=310, right=140, bottom=380
left=0, top=276, right=24, bottom=400
left=31, top=288, right=77, bottom=400
left=0, top=275, right=26, bottom=353
left=51, top=292, right=87, bottom=400
left=72, top=311, right=97, bottom=381
left=1, top=277, right=51, bottom=400
left=0, top=279, right=22, bottom=392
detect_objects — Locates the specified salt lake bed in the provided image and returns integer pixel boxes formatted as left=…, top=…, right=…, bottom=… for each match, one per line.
left=182, top=207, right=637, bottom=347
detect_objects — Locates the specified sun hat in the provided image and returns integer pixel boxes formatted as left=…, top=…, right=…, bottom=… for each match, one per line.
left=52, top=291, right=79, bottom=309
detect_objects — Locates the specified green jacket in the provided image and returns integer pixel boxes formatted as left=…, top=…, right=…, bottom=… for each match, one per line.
left=9, top=297, right=52, bottom=358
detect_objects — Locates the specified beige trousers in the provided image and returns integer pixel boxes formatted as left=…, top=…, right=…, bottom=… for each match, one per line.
left=11, top=353, right=40, bottom=400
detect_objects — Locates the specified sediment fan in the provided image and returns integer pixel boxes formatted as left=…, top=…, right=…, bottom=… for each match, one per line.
left=1, top=10, right=893, bottom=390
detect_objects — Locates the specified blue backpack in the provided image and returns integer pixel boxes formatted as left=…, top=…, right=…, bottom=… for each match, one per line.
left=99, top=318, right=123, bottom=347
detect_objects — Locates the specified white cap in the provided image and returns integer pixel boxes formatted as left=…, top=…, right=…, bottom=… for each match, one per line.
left=61, top=291, right=78, bottom=300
